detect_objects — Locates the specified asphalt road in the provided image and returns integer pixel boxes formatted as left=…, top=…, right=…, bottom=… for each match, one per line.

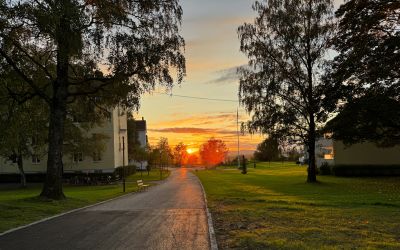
left=0, top=168, right=210, bottom=250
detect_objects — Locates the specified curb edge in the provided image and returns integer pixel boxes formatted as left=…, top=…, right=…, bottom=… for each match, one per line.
left=196, top=174, right=218, bottom=250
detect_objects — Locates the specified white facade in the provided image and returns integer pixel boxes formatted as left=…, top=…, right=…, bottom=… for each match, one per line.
left=0, top=107, right=128, bottom=175
left=300, top=136, right=335, bottom=167
left=315, top=137, right=334, bottom=167
left=311, top=136, right=400, bottom=167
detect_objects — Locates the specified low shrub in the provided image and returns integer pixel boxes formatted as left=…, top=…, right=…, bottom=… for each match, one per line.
left=332, top=165, right=400, bottom=177
left=114, top=165, right=137, bottom=179
left=318, top=162, right=332, bottom=175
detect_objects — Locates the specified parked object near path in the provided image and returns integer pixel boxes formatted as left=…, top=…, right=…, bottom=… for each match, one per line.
left=241, top=155, right=247, bottom=175
left=137, top=179, right=149, bottom=191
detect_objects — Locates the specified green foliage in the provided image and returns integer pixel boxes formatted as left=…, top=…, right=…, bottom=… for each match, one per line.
left=332, top=165, right=400, bottom=177
left=0, top=99, right=48, bottom=159
left=196, top=163, right=400, bottom=249
left=329, top=0, right=400, bottom=97
left=318, top=162, right=331, bottom=175
left=147, top=137, right=173, bottom=167
left=0, top=96, right=48, bottom=187
left=324, top=1, right=400, bottom=148
left=127, top=116, right=148, bottom=163
left=254, top=136, right=281, bottom=161
left=0, top=0, right=185, bottom=199
left=157, top=137, right=173, bottom=166
left=324, top=94, right=400, bottom=147
left=114, top=165, right=137, bottom=179
left=238, top=0, right=335, bottom=182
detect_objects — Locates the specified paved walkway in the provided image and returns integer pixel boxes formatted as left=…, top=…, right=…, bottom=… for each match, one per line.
left=0, top=168, right=210, bottom=250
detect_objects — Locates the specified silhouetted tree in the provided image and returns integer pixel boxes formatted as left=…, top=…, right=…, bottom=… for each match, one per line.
left=325, top=94, right=400, bottom=147
left=254, top=136, right=281, bottom=162
left=238, top=0, right=335, bottom=182
left=329, top=0, right=400, bottom=98
left=127, top=116, right=148, bottom=169
left=0, top=0, right=185, bottom=199
left=0, top=99, right=47, bottom=188
left=324, top=1, right=400, bottom=146
left=173, top=142, right=188, bottom=167
left=200, top=138, right=228, bottom=168
left=157, top=137, right=173, bottom=167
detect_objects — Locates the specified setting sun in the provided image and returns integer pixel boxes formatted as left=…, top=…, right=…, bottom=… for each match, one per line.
left=186, top=148, right=196, bottom=154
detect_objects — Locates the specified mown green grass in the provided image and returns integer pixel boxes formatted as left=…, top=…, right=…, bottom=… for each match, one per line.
left=0, top=169, right=170, bottom=233
left=196, top=162, right=400, bottom=249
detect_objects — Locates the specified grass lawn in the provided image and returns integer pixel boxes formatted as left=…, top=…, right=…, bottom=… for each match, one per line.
left=0, top=169, right=170, bottom=233
left=195, top=162, right=400, bottom=249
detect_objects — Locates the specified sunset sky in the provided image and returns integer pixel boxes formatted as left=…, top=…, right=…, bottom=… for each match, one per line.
left=134, top=0, right=344, bottom=155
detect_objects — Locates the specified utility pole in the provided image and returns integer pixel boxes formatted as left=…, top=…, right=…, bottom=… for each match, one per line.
left=122, top=136, right=126, bottom=193
left=237, top=108, right=240, bottom=169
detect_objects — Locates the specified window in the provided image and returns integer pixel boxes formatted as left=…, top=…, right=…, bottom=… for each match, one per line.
left=32, top=154, right=40, bottom=164
left=323, top=146, right=334, bottom=160
left=73, top=152, right=83, bottom=163
left=93, top=151, right=102, bottom=162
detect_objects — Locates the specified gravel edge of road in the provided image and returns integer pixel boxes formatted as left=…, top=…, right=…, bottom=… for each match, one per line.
left=196, top=173, right=219, bottom=250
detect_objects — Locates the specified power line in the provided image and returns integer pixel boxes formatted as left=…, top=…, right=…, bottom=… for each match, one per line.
left=154, top=91, right=238, bottom=103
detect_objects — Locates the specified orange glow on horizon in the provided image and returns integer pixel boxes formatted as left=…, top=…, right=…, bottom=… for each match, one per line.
left=186, top=148, right=197, bottom=154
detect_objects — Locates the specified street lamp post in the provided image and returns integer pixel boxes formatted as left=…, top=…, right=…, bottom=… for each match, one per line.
left=122, top=136, right=126, bottom=193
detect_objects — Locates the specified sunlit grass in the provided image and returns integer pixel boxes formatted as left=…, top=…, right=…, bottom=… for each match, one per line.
left=0, top=169, right=170, bottom=233
left=196, top=162, right=400, bottom=249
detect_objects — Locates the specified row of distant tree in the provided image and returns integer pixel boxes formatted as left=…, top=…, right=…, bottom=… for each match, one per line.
left=253, top=137, right=302, bottom=162
left=127, top=124, right=229, bottom=169
left=150, top=137, right=228, bottom=168
left=238, top=0, right=400, bottom=182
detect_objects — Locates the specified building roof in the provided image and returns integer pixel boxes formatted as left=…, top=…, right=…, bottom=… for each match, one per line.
left=135, top=120, right=147, bottom=131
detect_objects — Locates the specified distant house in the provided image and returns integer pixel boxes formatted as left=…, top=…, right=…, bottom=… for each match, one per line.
left=135, top=118, right=148, bottom=149
left=0, top=107, right=128, bottom=176
left=314, top=136, right=400, bottom=167
left=130, top=117, right=148, bottom=170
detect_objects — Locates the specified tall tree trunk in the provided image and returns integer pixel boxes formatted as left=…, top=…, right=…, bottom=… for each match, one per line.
left=40, top=99, right=67, bottom=199
left=306, top=0, right=317, bottom=183
left=307, top=116, right=317, bottom=182
left=17, top=153, right=26, bottom=188
left=40, top=8, right=70, bottom=199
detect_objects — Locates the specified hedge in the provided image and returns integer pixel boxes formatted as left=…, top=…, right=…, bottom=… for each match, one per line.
left=114, top=165, right=137, bottom=179
left=332, top=165, right=400, bottom=177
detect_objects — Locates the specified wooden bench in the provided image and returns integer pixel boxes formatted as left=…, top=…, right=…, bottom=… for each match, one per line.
left=137, top=180, right=149, bottom=191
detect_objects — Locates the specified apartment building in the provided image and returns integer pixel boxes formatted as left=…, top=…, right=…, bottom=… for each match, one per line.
left=0, top=107, right=128, bottom=175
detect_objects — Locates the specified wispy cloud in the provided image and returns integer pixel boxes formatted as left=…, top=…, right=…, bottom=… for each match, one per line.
left=205, top=65, right=247, bottom=85
left=153, top=112, right=246, bottom=128
left=149, top=127, right=236, bottom=135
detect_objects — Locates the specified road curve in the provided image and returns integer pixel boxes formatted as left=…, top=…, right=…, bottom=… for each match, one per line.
left=0, top=168, right=210, bottom=250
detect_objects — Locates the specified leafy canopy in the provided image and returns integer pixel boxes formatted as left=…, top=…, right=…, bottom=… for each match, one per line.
left=324, top=1, right=400, bottom=147
left=330, top=0, right=400, bottom=97
left=254, top=136, right=281, bottom=162
left=199, top=138, right=228, bottom=167
left=238, top=0, right=335, bottom=142
left=0, top=0, right=186, bottom=107
left=238, top=0, right=335, bottom=182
